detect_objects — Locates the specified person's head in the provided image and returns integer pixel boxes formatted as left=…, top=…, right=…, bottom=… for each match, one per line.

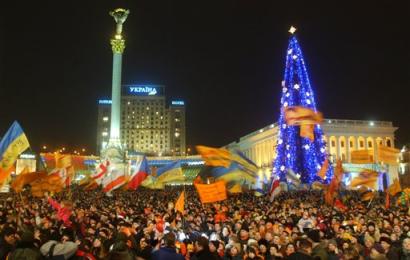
left=328, top=239, right=337, bottom=252
left=380, top=237, right=391, bottom=251
left=209, top=240, right=219, bottom=253
left=273, top=235, right=281, bottom=245
left=163, top=232, right=176, bottom=248
left=229, top=244, right=240, bottom=256
left=259, top=243, right=267, bottom=254
left=403, top=238, right=410, bottom=252
left=285, top=243, right=295, bottom=256
left=1, top=227, right=16, bottom=245
left=222, top=226, right=230, bottom=237
left=246, top=247, right=257, bottom=259
left=298, top=239, right=312, bottom=255
left=265, top=231, right=273, bottom=242
left=303, top=211, right=309, bottom=219
left=364, top=236, right=375, bottom=248
left=195, top=236, right=209, bottom=252
left=368, top=222, right=375, bottom=232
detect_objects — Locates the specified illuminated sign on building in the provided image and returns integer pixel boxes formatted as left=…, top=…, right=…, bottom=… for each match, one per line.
left=125, top=85, right=164, bottom=96
left=171, top=101, right=185, bottom=106
left=99, top=100, right=112, bottom=105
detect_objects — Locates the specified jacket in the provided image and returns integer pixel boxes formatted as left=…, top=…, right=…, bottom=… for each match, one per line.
left=48, top=198, right=72, bottom=227
left=7, top=241, right=43, bottom=260
left=152, top=247, right=184, bottom=260
left=40, top=241, right=78, bottom=260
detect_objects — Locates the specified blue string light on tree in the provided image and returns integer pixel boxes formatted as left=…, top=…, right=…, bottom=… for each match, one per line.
left=272, top=26, right=333, bottom=184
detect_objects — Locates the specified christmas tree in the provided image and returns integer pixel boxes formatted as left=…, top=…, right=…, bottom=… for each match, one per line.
left=273, top=28, right=332, bottom=184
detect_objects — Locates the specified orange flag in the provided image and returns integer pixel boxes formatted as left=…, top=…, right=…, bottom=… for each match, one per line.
left=175, top=191, right=185, bottom=213
left=388, top=178, right=401, bottom=196
left=325, top=160, right=343, bottom=205
left=284, top=106, right=323, bottom=125
left=194, top=181, right=227, bottom=204
left=300, top=124, right=314, bottom=141
left=361, top=190, right=375, bottom=201
left=350, top=169, right=378, bottom=189
left=378, top=145, right=399, bottom=165
left=55, top=153, right=72, bottom=169
left=385, top=192, right=390, bottom=209
left=317, top=158, right=329, bottom=180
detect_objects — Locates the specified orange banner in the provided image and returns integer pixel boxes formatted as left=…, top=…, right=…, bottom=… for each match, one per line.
left=378, top=145, right=399, bottom=165
left=300, top=124, right=314, bottom=141
left=317, top=158, right=329, bottom=180
left=284, top=106, right=323, bottom=126
left=195, top=181, right=227, bottom=204
left=351, top=150, right=374, bottom=164
left=175, top=191, right=185, bottom=213
left=388, top=178, right=401, bottom=196
left=350, top=169, right=378, bottom=189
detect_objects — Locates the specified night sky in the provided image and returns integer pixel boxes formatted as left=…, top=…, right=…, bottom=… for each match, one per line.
left=1, top=1, right=409, bottom=154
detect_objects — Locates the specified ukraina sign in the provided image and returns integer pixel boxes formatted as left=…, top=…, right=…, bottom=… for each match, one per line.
left=127, top=85, right=161, bottom=96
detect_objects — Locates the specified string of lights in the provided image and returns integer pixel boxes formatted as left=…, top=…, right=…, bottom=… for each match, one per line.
left=273, top=32, right=333, bottom=184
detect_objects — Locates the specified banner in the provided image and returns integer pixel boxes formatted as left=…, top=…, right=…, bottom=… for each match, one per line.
left=175, top=191, right=185, bottom=213
left=284, top=106, right=323, bottom=126
left=300, top=124, right=314, bottom=141
left=378, top=145, right=399, bottom=165
left=196, top=146, right=232, bottom=168
left=350, top=169, right=378, bottom=189
left=317, top=158, right=329, bottom=180
left=195, top=181, right=227, bottom=204
left=351, top=150, right=374, bottom=164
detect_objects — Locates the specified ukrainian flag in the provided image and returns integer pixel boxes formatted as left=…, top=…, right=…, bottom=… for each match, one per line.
left=156, top=161, right=185, bottom=183
left=0, top=121, right=30, bottom=183
left=199, top=162, right=256, bottom=185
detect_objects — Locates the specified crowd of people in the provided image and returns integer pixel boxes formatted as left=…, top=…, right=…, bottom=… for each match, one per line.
left=0, top=186, right=409, bottom=260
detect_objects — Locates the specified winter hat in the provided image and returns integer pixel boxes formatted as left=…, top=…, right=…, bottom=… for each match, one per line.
left=307, top=229, right=320, bottom=243
left=20, top=231, right=34, bottom=243
left=210, top=240, right=220, bottom=249
left=380, top=237, right=392, bottom=244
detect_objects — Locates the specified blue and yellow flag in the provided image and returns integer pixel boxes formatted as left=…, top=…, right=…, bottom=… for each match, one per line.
left=196, top=145, right=258, bottom=174
left=0, top=121, right=30, bottom=183
left=199, top=162, right=256, bottom=185
left=156, top=161, right=185, bottom=183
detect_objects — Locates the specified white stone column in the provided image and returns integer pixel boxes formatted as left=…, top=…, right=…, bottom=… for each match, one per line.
left=346, top=136, right=351, bottom=163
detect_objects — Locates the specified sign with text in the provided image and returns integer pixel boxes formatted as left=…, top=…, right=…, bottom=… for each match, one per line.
left=125, top=85, right=164, bottom=96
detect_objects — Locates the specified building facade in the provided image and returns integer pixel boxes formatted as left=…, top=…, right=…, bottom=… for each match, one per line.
left=97, top=85, right=186, bottom=155
left=225, top=119, right=397, bottom=177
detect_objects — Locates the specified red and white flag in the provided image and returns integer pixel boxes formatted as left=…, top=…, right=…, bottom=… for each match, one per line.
left=92, top=160, right=109, bottom=183
left=269, top=178, right=281, bottom=202
left=101, top=168, right=126, bottom=193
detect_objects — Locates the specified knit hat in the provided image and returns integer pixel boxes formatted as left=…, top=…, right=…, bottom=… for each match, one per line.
left=210, top=240, right=220, bottom=249
left=307, top=229, right=320, bottom=243
left=380, top=237, right=392, bottom=244
left=372, top=244, right=385, bottom=254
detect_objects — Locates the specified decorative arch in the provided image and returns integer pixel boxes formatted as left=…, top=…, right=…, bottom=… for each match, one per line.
left=357, top=136, right=365, bottom=150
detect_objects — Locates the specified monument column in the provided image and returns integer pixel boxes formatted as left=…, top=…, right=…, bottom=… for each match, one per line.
left=108, top=8, right=129, bottom=147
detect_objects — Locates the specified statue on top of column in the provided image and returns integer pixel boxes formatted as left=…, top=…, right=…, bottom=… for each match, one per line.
left=110, top=8, right=130, bottom=35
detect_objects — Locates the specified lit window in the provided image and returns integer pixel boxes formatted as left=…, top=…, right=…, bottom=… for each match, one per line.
left=175, top=132, right=180, bottom=138
left=102, top=132, right=108, bottom=137
left=103, top=117, right=109, bottom=122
